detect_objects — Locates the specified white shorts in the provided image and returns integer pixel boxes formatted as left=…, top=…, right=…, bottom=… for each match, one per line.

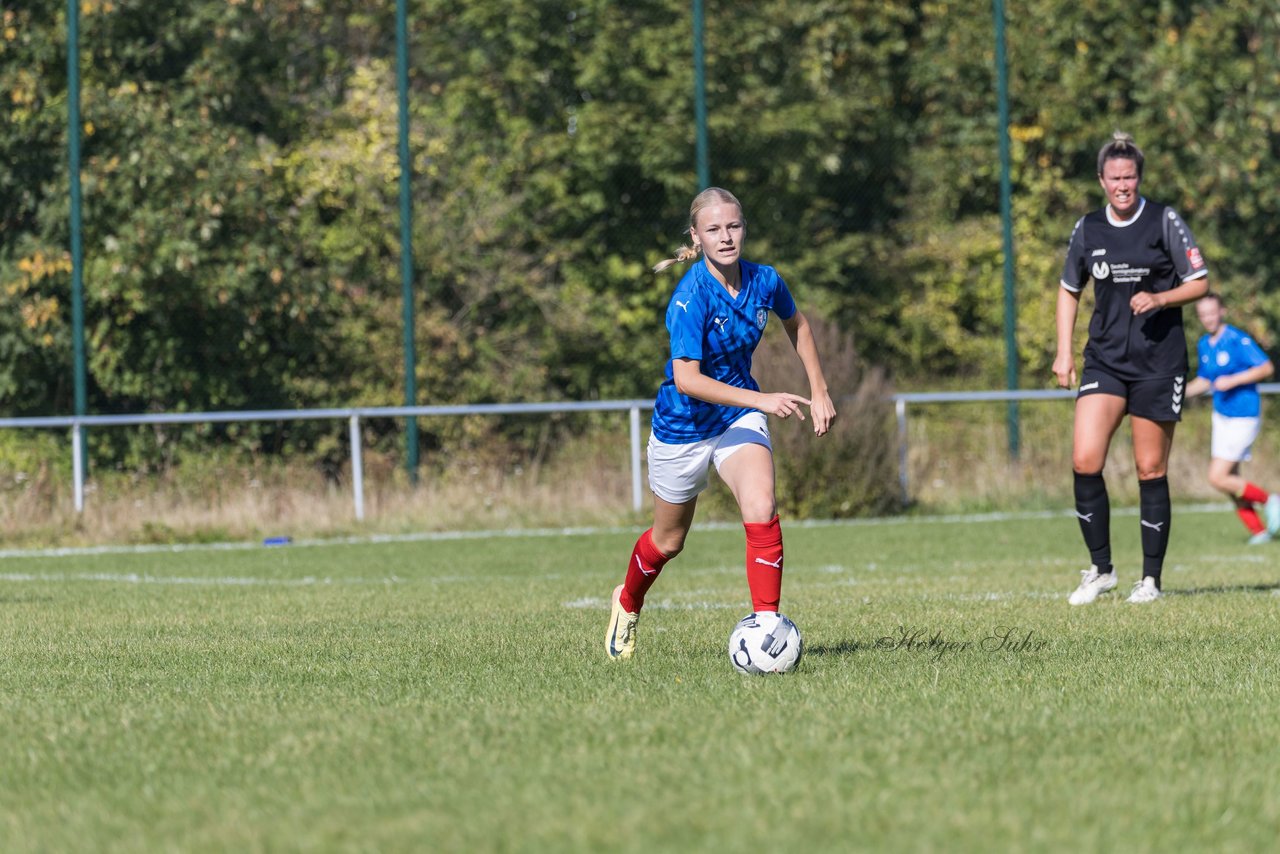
left=1211, top=412, right=1261, bottom=463
left=647, top=411, right=772, bottom=504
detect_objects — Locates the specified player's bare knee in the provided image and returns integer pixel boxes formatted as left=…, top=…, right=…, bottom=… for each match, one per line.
left=738, top=497, right=776, bottom=525
left=1072, top=457, right=1105, bottom=475
left=651, top=532, right=686, bottom=558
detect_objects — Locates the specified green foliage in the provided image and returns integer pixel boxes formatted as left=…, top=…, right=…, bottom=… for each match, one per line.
left=754, top=316, right=901, bottom=519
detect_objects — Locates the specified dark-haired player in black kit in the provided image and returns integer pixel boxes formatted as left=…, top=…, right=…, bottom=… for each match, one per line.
left=1053, top=131, right=1210, bottom=605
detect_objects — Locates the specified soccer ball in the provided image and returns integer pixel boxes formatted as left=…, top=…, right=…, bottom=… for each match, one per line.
left=728, top=611, right=803, bottom=675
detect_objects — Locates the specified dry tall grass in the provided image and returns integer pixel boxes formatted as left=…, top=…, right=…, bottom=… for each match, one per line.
left=0, top=432, right=645, bottom=548
left=904, top=397, right=1280, bottom=511
left=4, top=390, right=1274, bottom=548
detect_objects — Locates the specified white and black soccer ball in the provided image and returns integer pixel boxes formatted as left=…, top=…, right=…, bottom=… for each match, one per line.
left=728, top=611, right=803, bottom=675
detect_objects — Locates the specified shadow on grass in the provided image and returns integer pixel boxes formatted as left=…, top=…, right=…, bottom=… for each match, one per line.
left=1166, top=582, right=1280, bottom=597
left=805, top=639, right=876, bottom=657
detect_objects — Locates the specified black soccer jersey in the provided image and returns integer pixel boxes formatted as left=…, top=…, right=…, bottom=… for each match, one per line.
left=1060, top=198, right=1208, bottom=380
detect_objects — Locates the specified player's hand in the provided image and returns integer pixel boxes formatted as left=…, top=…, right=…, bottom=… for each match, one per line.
left=1052, top=354, right=1077, bottom=389
left=1130, top=291, right=1165, bottom=315
left=757, top=392, right=810, bottom=421
left=808, top=391, right=837, bottom=437
left=1214, top=375, right=1238, bottom=392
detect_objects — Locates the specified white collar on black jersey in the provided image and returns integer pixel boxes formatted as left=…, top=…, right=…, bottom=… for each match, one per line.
left=1105, top=197, right=1146, bottom=227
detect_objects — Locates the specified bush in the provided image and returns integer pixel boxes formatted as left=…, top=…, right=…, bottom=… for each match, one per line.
left=746, top=314, right=901, bottom=519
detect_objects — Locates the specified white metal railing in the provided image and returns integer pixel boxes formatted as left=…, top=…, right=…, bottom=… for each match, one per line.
left=894, top=388, right=1070, bottom=504
left=893, top=383, right=1280, bottom=502
left=0, top=401, right=652, bottom=517
left=6, top=384, right=1280, bottom=516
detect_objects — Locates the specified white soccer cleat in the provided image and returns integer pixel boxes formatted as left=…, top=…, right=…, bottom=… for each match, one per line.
left=1247, top=530, right=1272, bottom=546
left=1068, top=565, right=1118, bottom=605
left=1265, top=494, right=1280, bottom=536
left=605, top=584, right=639, bottom=660
left=1126, top=576, right=1161, bottom=604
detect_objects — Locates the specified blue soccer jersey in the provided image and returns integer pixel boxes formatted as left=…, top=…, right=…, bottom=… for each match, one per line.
left=651, top=259, right=797, bottom=443
left=1196, top=324, right=1270, bottom=417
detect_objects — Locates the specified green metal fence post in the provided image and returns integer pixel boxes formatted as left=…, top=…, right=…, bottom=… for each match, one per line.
left=993, top=0, right=1020, bottom=459
left=693, top=0, right=709, bottom=189
left=67, top=0, right=88, bottom=486
left=397, top=0, right=420, bottom=481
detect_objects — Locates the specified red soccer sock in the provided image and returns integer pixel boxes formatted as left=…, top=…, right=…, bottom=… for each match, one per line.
left=1236, top=505, right=1266, bottom=535
left=619, top=528, right=670, bottom=613
left=1241, top=482, right=1270, bottom=504
left=744, top=515, right=783, bottom=613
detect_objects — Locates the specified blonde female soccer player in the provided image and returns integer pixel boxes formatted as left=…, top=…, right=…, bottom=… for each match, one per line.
left=605, top=187, right=836, bottom=659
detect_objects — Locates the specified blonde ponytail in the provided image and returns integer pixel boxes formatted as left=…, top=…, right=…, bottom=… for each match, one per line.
left=652, top=244, right=703, bottom=273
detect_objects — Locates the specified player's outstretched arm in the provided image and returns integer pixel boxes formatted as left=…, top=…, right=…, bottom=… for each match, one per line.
left=781, top=311, right=836, bottom=436
left=1185, top=376, right=1212, bottom=398
left=672, top=359, right=810, bottom=421
left=1215, top=359, right=1275, bottom=391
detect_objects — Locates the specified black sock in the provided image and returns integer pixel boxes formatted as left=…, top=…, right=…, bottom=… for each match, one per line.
left=1139, top=476, right=1171, bottom=588
left=1074, top=471, right=1112, bottom=573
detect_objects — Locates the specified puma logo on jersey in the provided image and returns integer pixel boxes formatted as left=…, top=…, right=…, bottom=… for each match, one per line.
left=712, top=316, right=728, bottom=331
left=674, top=299, right=690, bottom=312
left=1140, top=519, right=1165, bottom=532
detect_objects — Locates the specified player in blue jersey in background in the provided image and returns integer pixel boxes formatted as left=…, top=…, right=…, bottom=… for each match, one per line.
left=605, top=187, right=837, bottom=660
left=1186, top=293, right=1280, bottom=543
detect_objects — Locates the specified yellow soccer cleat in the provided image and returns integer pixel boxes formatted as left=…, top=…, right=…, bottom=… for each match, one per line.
left=605, top=584, right=639, bottom=660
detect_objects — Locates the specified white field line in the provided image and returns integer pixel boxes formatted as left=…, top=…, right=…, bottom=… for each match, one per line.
left=1, top=548, right=1266, bottom=593
left=0, top=571, right=401, bottom=587
left=3, top=559, right=1271, bottom=597
left=0, top=503, right=1235, bottom=562
left=565, top=596, right=740, bottom=611
left=567, top=581, right=1280, bottom=612
left=0, top=502, right=1265, bottom=597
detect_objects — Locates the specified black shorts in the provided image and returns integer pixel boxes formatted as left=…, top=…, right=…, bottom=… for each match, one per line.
left=1077, top=367, right=1185, bottom=423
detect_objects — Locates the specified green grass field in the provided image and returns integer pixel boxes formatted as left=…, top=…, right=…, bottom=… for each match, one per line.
left=3, top=507, right=1279, bottom=852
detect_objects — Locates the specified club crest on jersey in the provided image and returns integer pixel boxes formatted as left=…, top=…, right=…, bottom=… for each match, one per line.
left=1187, top=247, right=1204, bottom=269
left=1217, top=351, right=1230, bottom=367
left=755, top=308, right=767, bottom=330
left=1091, top=261, right=1110, bottom=280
